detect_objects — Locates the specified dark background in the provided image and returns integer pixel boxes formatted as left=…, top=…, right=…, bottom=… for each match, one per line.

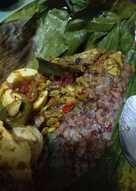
left=0, top=0, right=17, bottom=9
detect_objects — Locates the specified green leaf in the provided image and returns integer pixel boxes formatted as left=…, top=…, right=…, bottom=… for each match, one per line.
left=0, top=0, right=47, bottom=23
left=98, top=24, right=120, bottom=51
left=112, top=0, right=136, bottom=20
left=66, top=19, right=86, bottom=31
left=34, top=9, right=70, bottom=60
left=125, top=74, right=136, bottom=98
left=66, top=0, right=89, bottom=13
left=65, top=30, right=87, bottom=55
left=126, top=45, right=136, bottom=66
left=87, top=12, right=120, bottom=32
left=26, top=53, right=39, bottom=70
left=85, top=32, right=106, bottom=49
left=119, top=23, right=134, bottom=54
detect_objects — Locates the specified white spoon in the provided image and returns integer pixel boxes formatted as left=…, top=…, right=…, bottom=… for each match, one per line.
left=119, top=96, right=136, bottom=166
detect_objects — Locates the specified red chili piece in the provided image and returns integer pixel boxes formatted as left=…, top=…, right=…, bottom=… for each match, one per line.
left=62, top=101, right=75, bottom=113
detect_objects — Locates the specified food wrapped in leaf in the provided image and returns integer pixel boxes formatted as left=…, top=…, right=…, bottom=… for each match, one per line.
left=0, top=50, right=132, bottom=190
left=32, top=49, right=132, bottom=190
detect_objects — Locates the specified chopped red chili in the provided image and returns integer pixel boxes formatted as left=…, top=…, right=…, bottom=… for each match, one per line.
left=62, top=101, right=76, bottom=113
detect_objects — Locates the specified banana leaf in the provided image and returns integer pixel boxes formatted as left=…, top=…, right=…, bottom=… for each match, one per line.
left=112, top=0, right=136, bottom=19
left=126, top=45, right=136, bottom=69
left=65, top=30, right=87, bottom=55
left=85, top=32, right=106, bottom=49
left=65, top=0, right=116, bottom=13
left=119, top=23, right=134, bottom=54
left=0, top=0, right=47, bottom=23
left=34, top=9, right=70, bottom=60
left=34, top=8, right=88, bottom=60
left=98, top=24, right=120, bottom=51
left=0, top=2, right=48, bottom=82
left=0, top=5, right=88, bottom=81
left=0, top=19, right=34, bottom=83
left=66, top=19, right=87, bottom=31
left=96, top=22, right=134, bottom=54
left=65, top=0, right=90, bottom=13
left=86, top=12, right=120, bottom=32
left=86, top=3, right=136, bottom=58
